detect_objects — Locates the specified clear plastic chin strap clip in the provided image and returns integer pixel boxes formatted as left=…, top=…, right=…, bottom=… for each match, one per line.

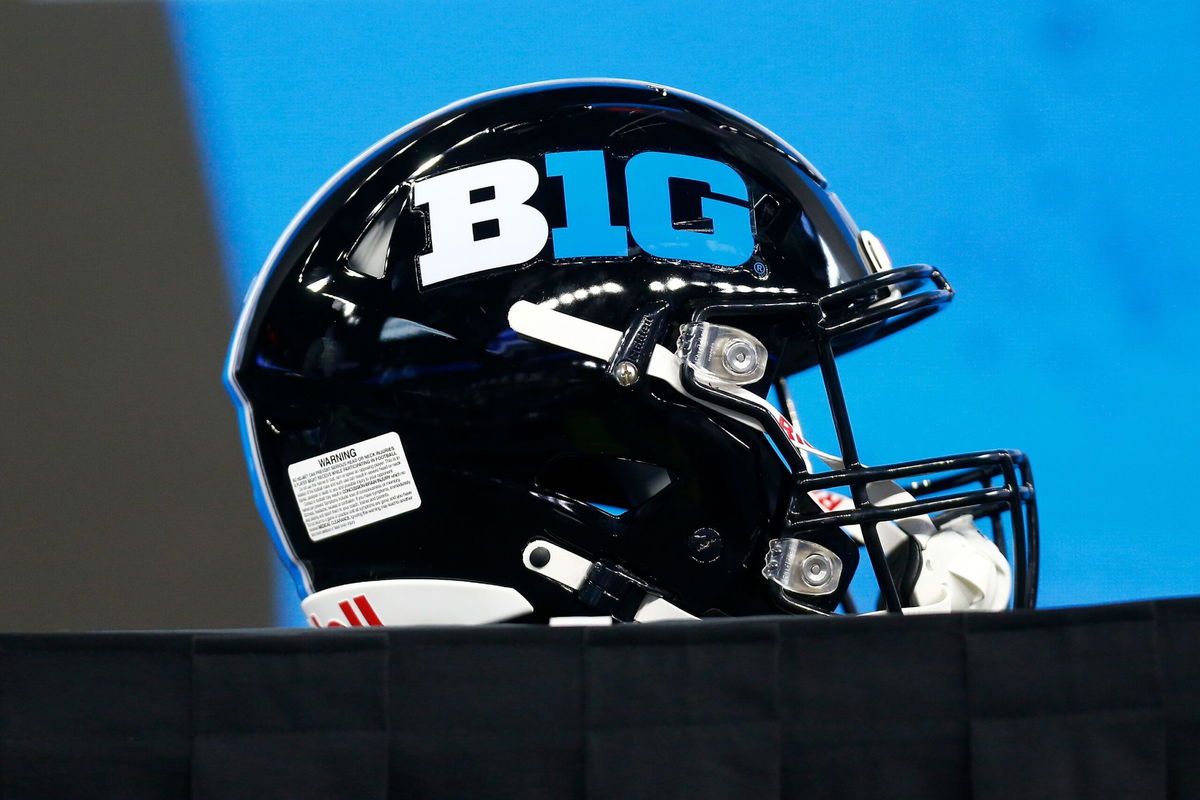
left=763, top=538, right=843, bottom=596
left=677, top=322, right=768, bottom=385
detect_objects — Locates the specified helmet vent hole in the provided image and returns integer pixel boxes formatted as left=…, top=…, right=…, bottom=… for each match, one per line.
left=534, top=456, right=675, bottom=519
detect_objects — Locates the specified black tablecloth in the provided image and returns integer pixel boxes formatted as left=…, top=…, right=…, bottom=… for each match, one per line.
left=2, top=597, right=1197, bottom=799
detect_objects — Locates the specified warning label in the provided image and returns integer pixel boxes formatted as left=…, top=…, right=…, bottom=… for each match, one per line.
left=287, top=432, right=421, bottom=542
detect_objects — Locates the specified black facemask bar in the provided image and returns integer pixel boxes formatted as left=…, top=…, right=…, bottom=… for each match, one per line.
left=680, top=265, right=1039, bottom=614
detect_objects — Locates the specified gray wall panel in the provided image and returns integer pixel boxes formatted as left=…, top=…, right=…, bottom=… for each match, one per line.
left=0, top=2, right=272, bottom=629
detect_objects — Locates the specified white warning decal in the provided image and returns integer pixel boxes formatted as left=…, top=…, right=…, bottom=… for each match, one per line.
left=287, top=432, right=421, bottom=542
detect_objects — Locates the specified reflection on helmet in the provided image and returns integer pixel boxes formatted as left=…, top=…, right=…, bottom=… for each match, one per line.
left=226, top=79, right=1038, bottom=627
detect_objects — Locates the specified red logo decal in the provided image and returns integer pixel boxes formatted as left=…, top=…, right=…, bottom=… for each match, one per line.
left=312, top=594, right=384, bottom=628
left=773, top=412, right=812, bottom=449
left=812, top=490, right=848, bottom=512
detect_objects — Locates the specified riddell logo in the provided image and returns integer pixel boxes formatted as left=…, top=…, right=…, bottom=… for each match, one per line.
left=810, top=490, right=850, bottom=512
left=772, top=411, right=814, bottom=451
left=309, top=594, right=383, bottom=628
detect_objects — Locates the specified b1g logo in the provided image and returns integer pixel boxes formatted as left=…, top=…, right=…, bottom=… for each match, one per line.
left=412, top=150, right=755, bottom=287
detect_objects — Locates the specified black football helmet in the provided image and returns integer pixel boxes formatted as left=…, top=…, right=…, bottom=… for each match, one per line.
left=227, top=79, right=1037, bottom=626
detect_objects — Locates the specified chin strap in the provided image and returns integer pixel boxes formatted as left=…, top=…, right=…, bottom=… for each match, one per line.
left=522, top=539, right=698, bottom=623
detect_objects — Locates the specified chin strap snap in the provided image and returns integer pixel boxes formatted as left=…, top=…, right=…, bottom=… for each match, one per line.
left=522, top=539, right=698, bottom=623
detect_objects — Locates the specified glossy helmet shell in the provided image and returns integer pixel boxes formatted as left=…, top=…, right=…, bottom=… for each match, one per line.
left=228, top=79, right=892, bottom=620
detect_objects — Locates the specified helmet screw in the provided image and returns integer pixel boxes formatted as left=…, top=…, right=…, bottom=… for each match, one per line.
left=529, top=546, right=551, bottom=569
left=722, top=339, right=758, bottom=376
left=613, top=360, right=639, bottom=387
left=688, top=528, right=723, bottom=563
left=801, top=552, right=833, bottom=588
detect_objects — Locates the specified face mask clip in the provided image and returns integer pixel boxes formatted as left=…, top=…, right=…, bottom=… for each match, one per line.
left=763, top=538, right=843, bottom=596
left=608, top=301, right=673, bottom=388
left=677, top=321, right=768, bottom=386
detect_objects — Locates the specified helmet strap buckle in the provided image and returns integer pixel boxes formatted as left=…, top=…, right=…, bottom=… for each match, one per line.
left=578, top=561, right=652, bottom=622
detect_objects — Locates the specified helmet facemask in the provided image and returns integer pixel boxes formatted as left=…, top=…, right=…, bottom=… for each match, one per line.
left=510, top=257, right=1037, bottom=616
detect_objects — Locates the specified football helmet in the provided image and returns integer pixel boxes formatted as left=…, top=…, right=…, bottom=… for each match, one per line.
left=227, top=79, right=1038, bottom=626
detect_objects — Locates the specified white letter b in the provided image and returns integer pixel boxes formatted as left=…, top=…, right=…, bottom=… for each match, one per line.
left=413, top=159, right=549, bottom=286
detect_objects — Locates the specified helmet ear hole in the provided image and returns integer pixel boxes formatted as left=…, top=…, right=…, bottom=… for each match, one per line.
left=534, top=456, right=675, bottom=517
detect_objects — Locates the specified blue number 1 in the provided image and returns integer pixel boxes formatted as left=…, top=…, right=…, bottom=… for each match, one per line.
left=545, top=150, right=628, bottom=259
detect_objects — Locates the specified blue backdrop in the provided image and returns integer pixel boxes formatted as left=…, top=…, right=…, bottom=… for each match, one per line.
left=166, top=0, right=1200, bottom=624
